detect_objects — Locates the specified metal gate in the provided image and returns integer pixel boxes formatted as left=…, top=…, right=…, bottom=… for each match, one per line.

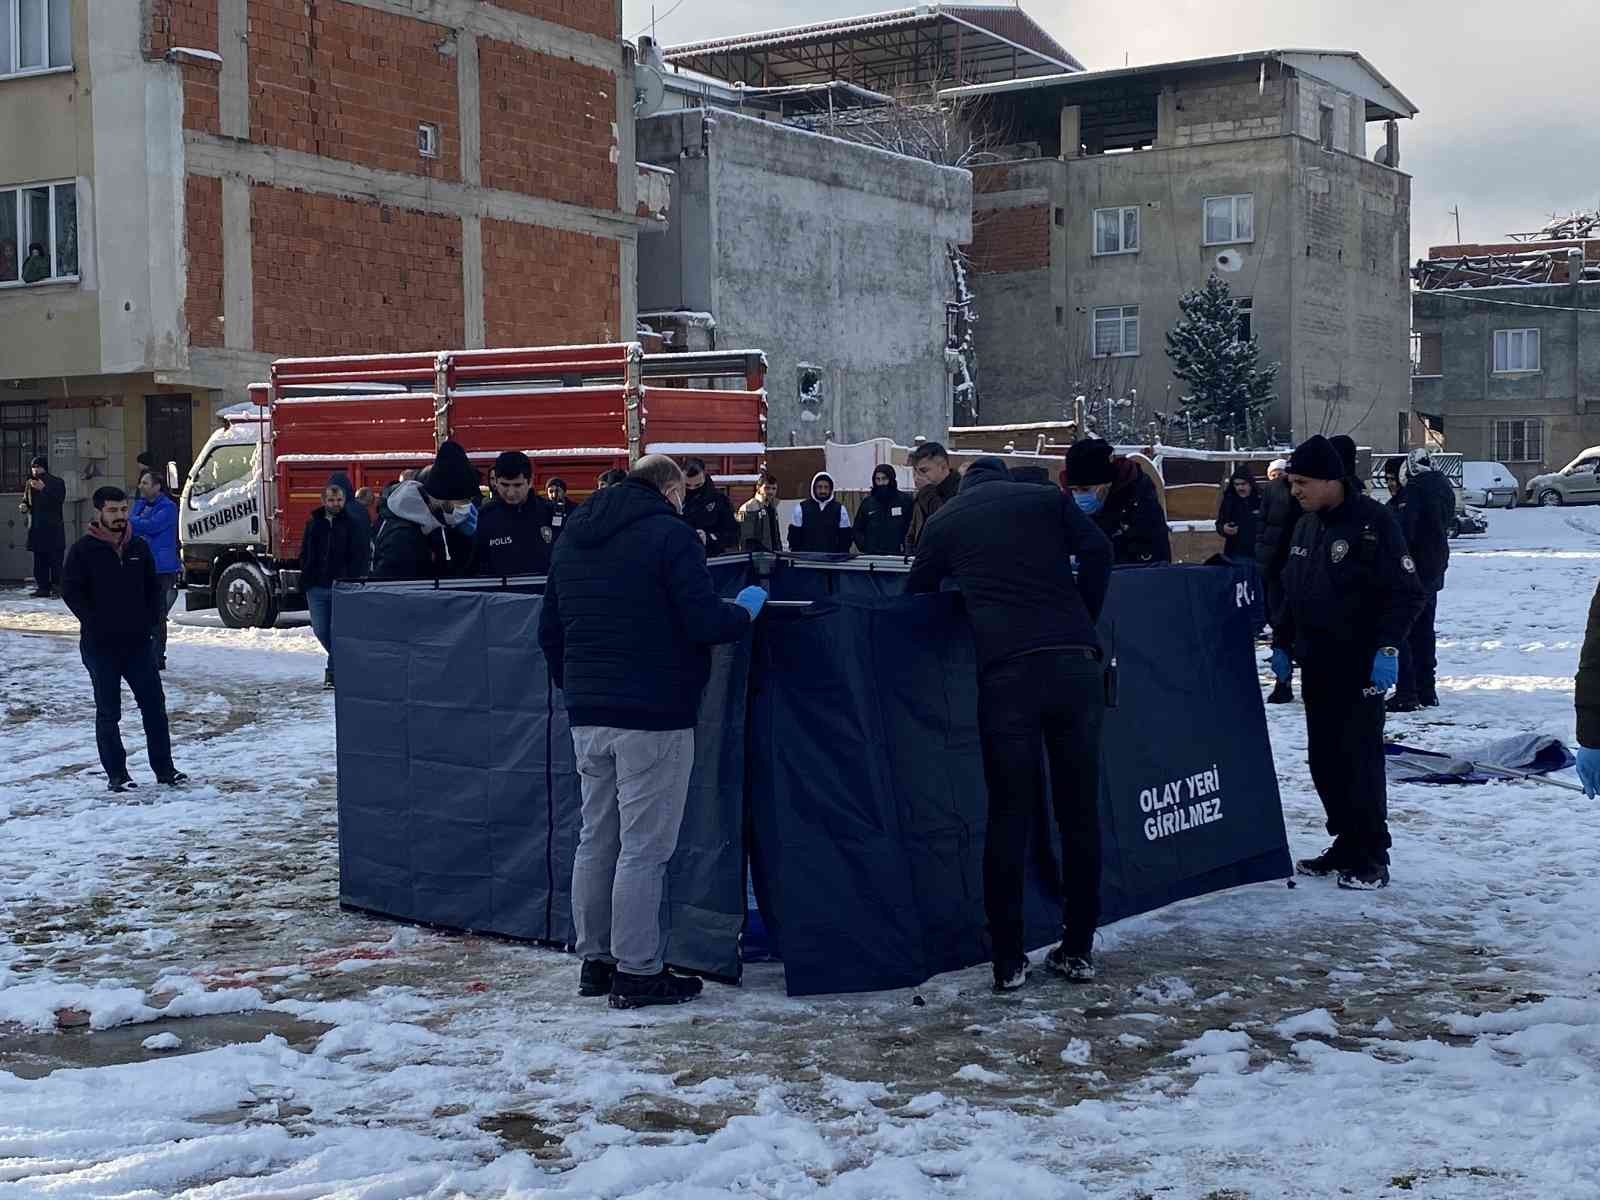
left=144, top=394, right=194, bottom=485
left=1, top=401, right=48, bottom=581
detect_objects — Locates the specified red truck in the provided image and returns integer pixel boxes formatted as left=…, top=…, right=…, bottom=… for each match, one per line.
left=179, top=342, right=768, bottom=627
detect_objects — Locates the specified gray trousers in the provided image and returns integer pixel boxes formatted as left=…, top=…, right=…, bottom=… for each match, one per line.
left=570, top=726, right=694, bottom=976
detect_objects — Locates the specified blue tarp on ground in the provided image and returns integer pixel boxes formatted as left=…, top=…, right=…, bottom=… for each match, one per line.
left=333, top=558, right=1290, bottom=996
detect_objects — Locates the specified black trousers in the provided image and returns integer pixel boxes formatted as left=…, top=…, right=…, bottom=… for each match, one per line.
left=977, top=649, right=1106, bottom=968
left=1396, top=589, right=1439, bottom=701
left=81, top=637, right=175, bottom=781
left=1301, top=660, right=1390, bottom=862
left=32, top=547, right=63, bottom=593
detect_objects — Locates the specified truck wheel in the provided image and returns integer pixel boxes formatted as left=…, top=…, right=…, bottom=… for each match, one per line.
left=1539, top=489, right=1563, bottom=508
left=217, top=561, right=280, bottom=629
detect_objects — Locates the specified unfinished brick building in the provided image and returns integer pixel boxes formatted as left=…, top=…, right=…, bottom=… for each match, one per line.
left=0, top=0, right=639, bottom=572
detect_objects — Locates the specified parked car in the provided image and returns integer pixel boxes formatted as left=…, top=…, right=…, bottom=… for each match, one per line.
left=1524, top=447, right=1600, bottom=507
left=1462, top=461, right=1519, bottom=508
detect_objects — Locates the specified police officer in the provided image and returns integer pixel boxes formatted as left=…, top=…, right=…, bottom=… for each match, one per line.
left=1270, top=435, right=1424, bottom=889
left=475, top=450, right=555, bottom=577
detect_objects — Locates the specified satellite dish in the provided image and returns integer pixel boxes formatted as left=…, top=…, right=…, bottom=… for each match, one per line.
left=1215, top=249, right=1243, bottom=273
left=634, top=64, right=666, bottom=117
left=1374, top=143, right=1393, bottom=167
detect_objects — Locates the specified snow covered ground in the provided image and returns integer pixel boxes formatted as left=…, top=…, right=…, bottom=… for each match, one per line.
left=2, top=508, right=1599, bottom=1199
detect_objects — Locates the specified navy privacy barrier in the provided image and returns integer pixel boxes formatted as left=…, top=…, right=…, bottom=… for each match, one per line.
left=333, top=557, right=1289, bottom=996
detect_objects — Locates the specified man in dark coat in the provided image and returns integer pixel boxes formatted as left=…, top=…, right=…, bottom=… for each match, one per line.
left=546, top=478, right=572, bottom=546
left=370, top=441, right=480, bottom=579
left=60, top=486, right=186, bottom=792
left=787, top=471, right=853, bottom=553
left=23, top=455, right=66, bottom=597
left=1271, top=435, right=1424, bottom=890
left=680, top=457, right=740, bottom=556
left=1061, top=438, right=1171, bottom=565
left=1215, top=467, right=1263, bottom=559
left=1576, top=581, right=1600, bottom=798
left=1388, top=449, right=1454, bottom=711
left=475, top=450, right=555, bottom=578
left=538, top=455, right=765, bottom=1009
left=906, top=442, right=960, bottom=550
left=298, top=474, right=371, bottom=689
left=907, top=457, right=1114, bottom=991
left=852, top=464, right=914, bottom=555
left=1255, top=458, right=1301, bottom=702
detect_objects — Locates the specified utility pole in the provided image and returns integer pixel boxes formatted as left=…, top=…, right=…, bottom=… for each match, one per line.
left=1448, top=205, right=1462, bottom=243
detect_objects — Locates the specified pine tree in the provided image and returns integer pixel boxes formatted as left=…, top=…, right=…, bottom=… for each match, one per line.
left=1164, top=274, right=1280, bottom=445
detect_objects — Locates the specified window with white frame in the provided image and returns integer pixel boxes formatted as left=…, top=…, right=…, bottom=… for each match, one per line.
left=1, top=0, right=73, bottom=78
left=1092, top=305, right=1139, bottom=357
left=1492, top=328, right=1540, bottom=373
left=1093, top=205, right=1139, bottom=255
left=1203, top=194, right=1254, bottom=245
left=0, top=180, right=77, bottom=285
left=1492, top=419, right=1543, bottom=463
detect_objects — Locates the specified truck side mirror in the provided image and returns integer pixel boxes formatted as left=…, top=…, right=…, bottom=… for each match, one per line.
left=166, top=461, right=180, bottom=492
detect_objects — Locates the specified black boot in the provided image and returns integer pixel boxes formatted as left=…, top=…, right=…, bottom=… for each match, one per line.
left=323, top=667, right=335, bottom=691
left=107, top=775, right=138, bottom=794
left=156, top=770, right=189, bottom=786
left=1337, top=859, right=1391, bottom=890
left=609, top=968, right=703, bottom=1009
left=1386, top=694, right=1421, bottom=714
left=1267, top=679, right=1294, bottom=704
left=992, top=956, right=1031, bottom=993
left=1419, top=688, right=1441, bottom=708
left=1295, top=839, right=1354, bottom=877
left=578, top=959, right=616, bottom=997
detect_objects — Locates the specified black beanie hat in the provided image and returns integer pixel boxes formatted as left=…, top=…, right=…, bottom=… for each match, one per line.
left=1328, top=435, right=1358, bottom=479
left=1063, top=438, right=1115, bottom=486
left=1287, top=435, right=1345, bottom=481
left=420, top=440, right=481, bottom=502
left=29, top=454, right=47, bottom=470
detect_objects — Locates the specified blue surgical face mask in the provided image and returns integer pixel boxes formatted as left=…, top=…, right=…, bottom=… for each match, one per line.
left=1073, top=490, right=1104, bottom=515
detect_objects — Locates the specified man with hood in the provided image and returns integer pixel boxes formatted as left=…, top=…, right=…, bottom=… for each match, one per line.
left=852, top=464, right=914, bottom=555
left=475, top=450, right=556, bottom=578
left=1270, top=435, right=1424, bottom=890
left=298, top=475, right=371, bottom=689
left=906, top=442, right=960, bottom=550
left=1390, top=448, right=1454, bottom=710
left=23, top=454, right=66, bottom=597
left=907, top=457, right=1114, bottom=992
left=787, top=471, right=852, bottom=553
left=680, top=457, right=740, bottom=556
left=61, top=486, right=186, bottom=792
left=1215, top=467, right=1263, bottom=559
left=329, top=470, right=371, bottom=537
left=1255, top=457, right=1302, bottom=703
left=370, top=441, right=481, bottom=579
left=1061, top=438, right=1171, bottom=565
left=538, top=455, right=767, bottom=1009
left=130, top=469, right=181, bottom=670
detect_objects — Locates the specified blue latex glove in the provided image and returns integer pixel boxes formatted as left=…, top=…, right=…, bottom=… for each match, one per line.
left=1270, top=648, right=1291, bottom=682
left=1577, top=747, right=1600, bottom=799
left=733, top=585, right=768, bottom=621
left=1370, top=649, right=1399, bottom=692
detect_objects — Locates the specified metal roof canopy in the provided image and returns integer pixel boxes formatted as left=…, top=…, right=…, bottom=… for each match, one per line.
left=942, top=49, right=1419, bottom=122
left=663, top=4, right=1084, bottom=94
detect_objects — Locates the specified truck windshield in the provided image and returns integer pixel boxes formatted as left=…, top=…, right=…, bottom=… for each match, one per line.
left=189, top=443, right=256, bottom=504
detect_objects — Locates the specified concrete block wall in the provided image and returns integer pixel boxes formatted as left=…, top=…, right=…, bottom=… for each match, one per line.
left=1170, top=73, right=1285, bottom=147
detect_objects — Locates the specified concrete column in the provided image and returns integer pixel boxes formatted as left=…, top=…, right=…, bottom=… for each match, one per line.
left=462, top=214, right=485, bottom=348
left=615, top=42, right=639, bottom=340
left=1155, top=89, right=1178, bottom=148
left=1385, top=119, right=1400, bottom=170
left=1058, top=104, right=1081, bottom=159
left=457, top=32, right=481, bottom=185
left=221, top=178, right=254, bottom=351
left=219, top=0, right=248, bottom=139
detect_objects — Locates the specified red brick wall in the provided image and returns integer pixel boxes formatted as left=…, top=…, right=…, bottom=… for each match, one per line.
left=489, top=0, right=618, bottom=40
left=968, top=205, right=1051, bottom=274
left=146, top=0, right=220, bottom=134
left=185, top=177, right=224, bottom=349
left=479, top=39, right=617, bottom=209
left=483, top=219, right=620, bottom=346
left=248, top=0, right=459, bottom=178
left=251, top=187, right=464, bottom=354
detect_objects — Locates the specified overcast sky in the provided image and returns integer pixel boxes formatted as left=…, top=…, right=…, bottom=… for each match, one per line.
left=621, top=0, right=1600, bottom=260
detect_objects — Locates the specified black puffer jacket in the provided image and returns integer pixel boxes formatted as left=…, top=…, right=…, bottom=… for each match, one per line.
left=1400, top=467, right=1454, bottom=590
left=681, top=482, right=740, bottom=556
left=370, top=480, right=474, bottom=579
left=61, top=527, right=160, bottom=642
left=1092, top=460, right=1171, bottom=565
left=26, top=472, right=66, bottom=554
left=906, top=459, right=1112, bottom=673
left=537, top=479, right=751, bottom=730
left=1255, top=477, right=1302, bottom=580
left=298, top=505, right=371, bottom=589
left=853, top=484, right=914, bottom=555
left=1215, top=474, right=1263, bottom=559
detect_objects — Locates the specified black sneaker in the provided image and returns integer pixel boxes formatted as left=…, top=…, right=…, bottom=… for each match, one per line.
left=107, top=775, right=138, bottom=793
left=992, top=957, right=1031, bottom=993
left=579, top=959, right=616, bottom=997
left=1386, top=695, right=1421, bottom=713
left=323, top=667, right=335, bottom=691
left=1337, top=861, right=1391, bottom=890
left=609, top=968, right=703, bottom=1009
left=1044, top=945, right=1095, bottom=981
left=156, top=770, right=189, bottom=786
left=1267, top=680, right=1294, bottom=704
left=1420, top=689, right=1441, bottom=708
left=1295, top=843, right=1352, bottom=877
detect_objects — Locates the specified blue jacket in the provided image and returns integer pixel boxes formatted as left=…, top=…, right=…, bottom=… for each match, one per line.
left=537, top=479, right=750, bottom=730
left=129, top=493, right=181, bottom=574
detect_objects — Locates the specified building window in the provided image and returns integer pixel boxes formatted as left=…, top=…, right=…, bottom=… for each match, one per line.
left=0, top=400, right=48, bottom=493
left=1203, top=194, right=1254, bottom=245
left=1, top=0, right=72, bottom=78
left=1492, top=419, right=1543, bottom=463
left=1492, top=328, right=1540, bottom=373
left=1093, top=206, right=1139, bottom=255
left=1237, top=298, right=1253, bottom=343
left=0, top=180, right=78, bottom=285
left=1092, top=305, right=1139, bottom=357
left=1319, top=105, right=1335, bottom=151
left=417, top=122, right=440, bottom=159
left=1411, top=331, right=1442, bottom=376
